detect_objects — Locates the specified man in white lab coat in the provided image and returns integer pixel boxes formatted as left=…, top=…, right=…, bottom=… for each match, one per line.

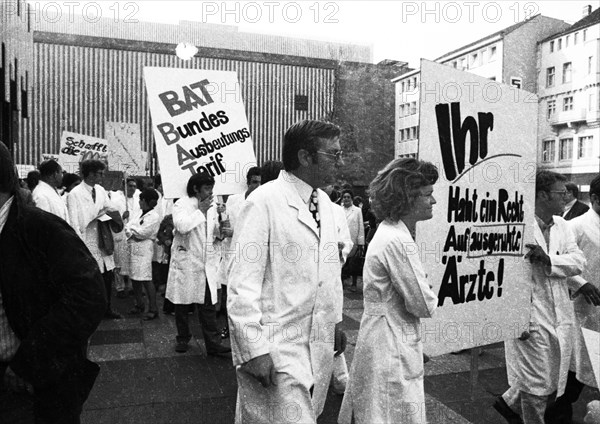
left=67, top=159, right=122, bottom=319
left=32, top=159, right=69, bottom=224
left=495, top=171, right=585, bottom=424
left=228, top=120, right=347, bottom=424
left=547, top=174, right=600, bottom=424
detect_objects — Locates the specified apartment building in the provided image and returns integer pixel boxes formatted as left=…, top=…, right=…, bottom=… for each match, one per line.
left=537, top=6, right=600, bottom=194
left=393, top=14, right=570, bottom=158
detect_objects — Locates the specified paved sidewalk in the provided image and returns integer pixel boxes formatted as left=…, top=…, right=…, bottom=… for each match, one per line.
left=82, top=288, right=599, bottom=423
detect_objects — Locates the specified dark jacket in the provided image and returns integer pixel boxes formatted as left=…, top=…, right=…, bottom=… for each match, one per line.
left=0, top=194, right=107, bottom=420
left=564, top=200, right=590, bottom=221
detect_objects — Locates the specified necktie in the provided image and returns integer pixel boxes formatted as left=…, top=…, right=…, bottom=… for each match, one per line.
left=309, top=189, right=320, bottom=229
left=92, top=187, right=96, bottom=203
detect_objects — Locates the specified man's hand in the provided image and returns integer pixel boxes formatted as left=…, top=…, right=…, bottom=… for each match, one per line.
left=198, top=195, right=213, bottom=215
left=334, top=324, right=347, bottom=357
left=241, top=353, right=277, bottom=388
left=3, top=366, right=33, bottom=394
left=524, top=244, right=551, bottom=266
left=573, top=283, right=600, bottom=306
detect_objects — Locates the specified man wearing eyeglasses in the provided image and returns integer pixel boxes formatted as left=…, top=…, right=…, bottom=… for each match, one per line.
left=495, top=170, right=585, bottom=424
left=228, top=120, right=347, bottom=423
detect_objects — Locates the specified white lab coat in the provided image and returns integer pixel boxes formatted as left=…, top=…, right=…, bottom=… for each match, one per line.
left=339, top=219, right=437, bottom=424
left=227, top=171, right=343, bottom=424
left=152, top=194, right=173, bottom=263
left=343, top=204, right=365, bottom=248
left=125, top=208, right=161, bottom=281
left=505, top=216, right=585, bottom=397
left=568, top=209, right=600, bottom=388
left=32, top=181, right=70, bottom=224
left=165, top=196, right=220, bottom=305
left=67, top=182, right=117, bottom=272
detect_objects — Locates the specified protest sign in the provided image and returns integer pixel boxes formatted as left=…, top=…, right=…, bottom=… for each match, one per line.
left=41, top=153, right=59, bottom=162
left=582, top=328, right=600, bottom=388
left=105, top=122, right=147, bottom=175
left=144, top=67, right=257, bottom=199
left=58, top=131, right=108, bottom=174
left=15, top=164, right=35, bottom=179
left=417, top=60, right=537, bottom=356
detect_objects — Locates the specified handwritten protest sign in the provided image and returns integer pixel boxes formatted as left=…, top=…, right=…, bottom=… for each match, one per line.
left=144, top=67, right=257, bottom=199
left=105, top=122, right=147, bottom=175
left=417, top=60, right=537, bottom=356
left=582, top=329, right=600, bottom=388
left=58, top=131, right=108, bottom=174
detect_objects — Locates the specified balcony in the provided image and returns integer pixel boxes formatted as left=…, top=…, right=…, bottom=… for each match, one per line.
left=549, top=108, right=587, bottom=127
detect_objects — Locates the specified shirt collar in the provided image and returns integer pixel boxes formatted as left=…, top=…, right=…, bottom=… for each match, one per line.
left=535, top=214, right=554, bottom=233
left=83, top=181, right=95, bottom=194
left=282, top=170, right=314, bottom=205
left=564, top=198, right=577, bottom=210
left=0, top=196, right=15, bottom=235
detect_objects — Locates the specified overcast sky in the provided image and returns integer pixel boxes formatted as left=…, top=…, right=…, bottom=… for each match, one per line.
left=34, top=1, right=596, bottom=67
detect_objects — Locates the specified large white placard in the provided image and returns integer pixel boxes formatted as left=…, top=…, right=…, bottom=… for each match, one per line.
left=144, top=67, right=257, bottom=198
left=417, top=60, right=537, bottom=356
left=58, top=131, right=108, bottom=174
left=105, top=122, right=146, bottom=175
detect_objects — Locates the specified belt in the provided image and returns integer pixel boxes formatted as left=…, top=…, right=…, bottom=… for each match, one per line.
left=363, top=301, right=393, bottom=316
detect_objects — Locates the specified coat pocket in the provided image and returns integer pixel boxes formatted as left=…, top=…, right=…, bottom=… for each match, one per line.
left=397, top=333, right=424, bottom=381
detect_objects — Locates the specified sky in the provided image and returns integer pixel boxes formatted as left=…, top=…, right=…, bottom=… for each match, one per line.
left=32, top=1, right=596, bottom=67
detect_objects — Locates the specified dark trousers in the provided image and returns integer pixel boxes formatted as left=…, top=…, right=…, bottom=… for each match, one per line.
left=174, top=282, right=221, bottom=349
left=102, top=268, right=114, bottom=312
left=152, top=262, right=169, bottom=291
left=545, top=371, right=585, bottom=424
left=219, top=284, right=229, bottom=332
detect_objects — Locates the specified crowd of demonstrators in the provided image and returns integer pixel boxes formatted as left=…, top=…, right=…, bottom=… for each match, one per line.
left=0, top=142, right=106, bottom=423
left=4, top=118, right=600, bottom=424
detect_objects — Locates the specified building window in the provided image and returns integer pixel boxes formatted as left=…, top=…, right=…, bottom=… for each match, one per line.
left=566, top=35, right=570, bottom=47
left=589, top=56, right=593, bottom=74
left=546, top=67, right=555, bottom=87
left=410, top=102, right=417, bottom=115
left=550, top=41, right=554, bottom=53
left=574, top=32, right=578, bottom=44
left=558, top=38, right=562, bottom=50
left=399, top=129, right=404, bottom=141
left=559, top=138, right=573, bottom=161
left=489, top=46, right=497, bottom=61
left=413, top=77, right=418, bottom=89
left=547, top=100, right=556, bottom=119
left=489, top=76, right=496, bottom=81
left=460, top=58, right=466, bottom=70
left=452, top=61, right=457, bottom=68
left=471, top=53, right=478, bottom=67
left=542, top=140, right=555, bottom=162
left=578, top=136, right=594, bottom=158
left=563, top=96, right=573, bottom=111
left=400, top=82, right=405, bottom=93
left=295, top=95, right=308, bottom=111
left=562, top=62, right=572, bottom=83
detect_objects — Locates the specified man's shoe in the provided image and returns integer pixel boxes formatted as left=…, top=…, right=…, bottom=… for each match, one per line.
left=493, top=397, right=523, bottom=424
left=104, top=309, right=123, bottom=320
left=207, top=344, right=232, bottom=357
left=175, top=341, right=189, bottom=353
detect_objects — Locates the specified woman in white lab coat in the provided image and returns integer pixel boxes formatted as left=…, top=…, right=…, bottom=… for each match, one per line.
left=339, top=158, right=439, bottom=424
left=125, top=189, right=161, bottom=320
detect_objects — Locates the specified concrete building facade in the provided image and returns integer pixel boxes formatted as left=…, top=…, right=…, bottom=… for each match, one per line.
left=537, top=6, right=600, bottom=194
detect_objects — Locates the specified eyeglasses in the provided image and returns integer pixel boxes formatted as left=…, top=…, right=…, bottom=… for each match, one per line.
left=316, top=150, right=344, bottom=162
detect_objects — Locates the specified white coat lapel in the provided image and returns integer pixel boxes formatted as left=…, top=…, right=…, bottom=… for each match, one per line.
left=532, top=218, right=548, bottom=253
left=283, top=182, right=319, bottom=238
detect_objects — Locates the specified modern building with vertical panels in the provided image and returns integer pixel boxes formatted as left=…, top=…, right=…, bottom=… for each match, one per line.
left=0, top=0, right=33, bottom=155
left=13, top=15, right=373, bottom=171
